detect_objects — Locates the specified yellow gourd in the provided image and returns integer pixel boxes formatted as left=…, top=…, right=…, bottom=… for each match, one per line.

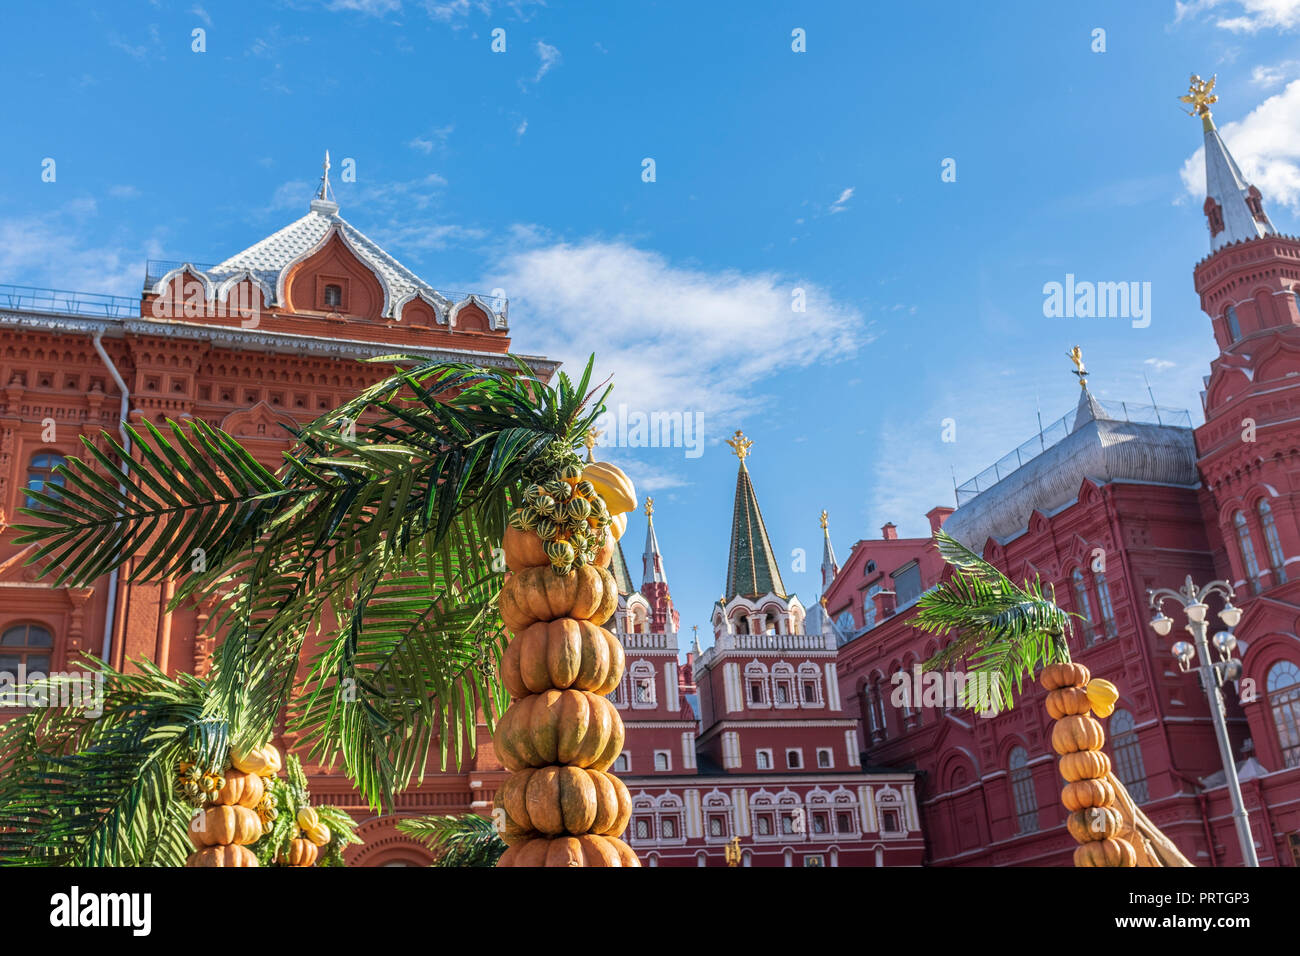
left=1085, top=678, right=1119, bottom=718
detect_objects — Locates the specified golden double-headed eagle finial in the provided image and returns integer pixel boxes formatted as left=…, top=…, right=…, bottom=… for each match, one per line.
left=1180, top=73, right=1218, bottom=130
left=727, top=430, right=754, bottom=462
left=820, top=509, right=829, bottom=531
left=645, top=496, right=654, bottom=517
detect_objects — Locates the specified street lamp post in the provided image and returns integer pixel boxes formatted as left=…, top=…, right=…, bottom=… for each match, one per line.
left=1147, top=575, right=1258, bottom=867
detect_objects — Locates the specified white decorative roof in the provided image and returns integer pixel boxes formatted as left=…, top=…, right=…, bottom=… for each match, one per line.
left=152, top=196, right=506, bottom=328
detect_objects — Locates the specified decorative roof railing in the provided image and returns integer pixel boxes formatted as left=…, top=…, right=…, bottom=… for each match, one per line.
left=620, top=632, right=676, bottom=650
left=143, top=260, right=509, bottom=319
left=0, top=283, right=138, bottom=319
left=955, top=400, right=1192, bottom=506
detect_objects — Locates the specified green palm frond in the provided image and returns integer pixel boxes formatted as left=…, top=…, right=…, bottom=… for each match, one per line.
left=0, top=659, right=228, bottom=866
left=916, top=531, right=1073, bottom=714
left=11, top=354, right=611, bottom=828
left=396, top=813, right=504, bottom=867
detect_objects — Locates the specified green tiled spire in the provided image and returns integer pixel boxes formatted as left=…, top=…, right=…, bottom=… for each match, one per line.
left=724, top=456, right=787, bottom=600
left=609, top=536, right=636, bottom=595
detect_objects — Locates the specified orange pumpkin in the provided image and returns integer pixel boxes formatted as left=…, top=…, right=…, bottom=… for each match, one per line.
left=504, top=527, right=552, bottom=572
left=499, top=566, right=618, bottom=633
left=497, top=766, right=631, bottom=837
left=502, top=618, right=625, bottom=698
left=1045, top=687, right=1092, bottom=720
left=1058, top=749, right=1112, bottom=783
left=1039, top=662, right=1091, bottom=692
left=1074, top=837, right=1137, bottom=867
left=214, top=769, right=265, bottom=809
left=188, top=804, right=262, bottom=848
left=1051, top=714, right=1106, bottom=755
left=283, top=838, right=318, bottom=867
left=1066, top=807, right=1123, bottom=843
left=497, top=833, right=640, bottom=867
left=185, top=844, right=259, bottom=867
left=1061, top=777, right=1117, bottom=812
left=493, top=689, right=623, bottom=771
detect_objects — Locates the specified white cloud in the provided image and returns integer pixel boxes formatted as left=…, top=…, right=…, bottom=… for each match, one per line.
left=408, top=137, right=434, bottom=154
left=191, top=5, right=212, bottom=26
left=1251, top=60, right=1300, bottom=87
left=329, top=0, right=402, bottom=13
left=829, top=187, right=854, bottom=214
left=515, top=118, right=528, bottom=137
left=487, top=239, right=868, bottom=428
left=527, top=40, right=560, bottom=85
left=1144, top=357, right=1176, bottom=371
left=108, top=185, right=141, bottom=199
left=1179, top=79, right=1300, bottom=210
left=1176, top=0, right=1300, bottom=30
left=0, top=203, right=159, bottom=298
left=271, top=179, right=313, bottom=210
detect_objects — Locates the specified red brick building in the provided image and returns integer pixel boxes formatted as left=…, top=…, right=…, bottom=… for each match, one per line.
left=829, top=99, right=1300, bottom=867
left=0, top=165, right=920, bottom=866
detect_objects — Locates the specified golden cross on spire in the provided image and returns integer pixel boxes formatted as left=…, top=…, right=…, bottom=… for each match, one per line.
left=1068, top=346, right=1087, bottom=389
left=644, top=496, right=654, bottom=517
left=584, top=427, right=599, bottom=462
left=726, top=429, right=753, bottom=462
left=1180, top=74, right=1218, bottom=130
left=820, top=509, right=829, bottom=531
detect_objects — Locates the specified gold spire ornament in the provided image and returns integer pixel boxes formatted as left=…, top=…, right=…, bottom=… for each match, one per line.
left=1068, top=346, right=1087, bottom=389
left=726, top=430, right=754, bottom=462
left=820, top=509, right=829, bottom=531
left=1180, top=74, right=1218, bottom=131
left=644, top=496, right=654, bottom=517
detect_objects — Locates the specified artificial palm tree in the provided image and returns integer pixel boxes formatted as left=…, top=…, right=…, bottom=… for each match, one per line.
left=915, top=531, right=1191, bottom=866
left=3, top=354, right=610, bottom=862
left=396, top=813, right=505, bottom=867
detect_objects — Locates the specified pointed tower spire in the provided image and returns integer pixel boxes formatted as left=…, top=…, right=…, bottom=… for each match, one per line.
left=1181, top=74, right=1276, bottom=251
left=642, top=496, right=667, bottom=586
left=723, top=431, right=787, bottom=600
left=1067, top=346, right=1111, bottom=431
left=819, top=509, right=839, bottom=593
left=311, top=149, right=340, bottom=215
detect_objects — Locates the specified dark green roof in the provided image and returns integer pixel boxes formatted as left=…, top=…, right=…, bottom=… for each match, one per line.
left=724, top=462, right=787, bottom=600
left=610, top=537, right=636, bottom=595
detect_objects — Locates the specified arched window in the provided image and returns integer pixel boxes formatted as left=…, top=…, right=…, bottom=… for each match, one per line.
left=25, top=453, right=66, bottom=510
left=1094, top=572, right=1117, bottom=638
left=1008, top=746, right=1038, bottom=833
left=1072, top=569, right=1095, bottom=645
left=1226, top=306, right=1241, bottom=342
left=1109, top=709, right=1148, bottom=803
left=0, top=622, right=53, bottom=674
left=1267, top=661, right=1300, bottom=768
left=324, top=284, right=342, bottom=308
left=1259, top=500, right=1287, bottom=584
left=1234, top=511, right=1262, bottom=594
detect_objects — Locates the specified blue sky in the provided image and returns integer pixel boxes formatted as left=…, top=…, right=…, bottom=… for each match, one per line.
left=3, top=0, right=1300, bottom=650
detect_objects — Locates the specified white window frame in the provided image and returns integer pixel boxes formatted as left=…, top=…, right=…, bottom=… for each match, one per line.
left=755, top=748, right=773, bottom=770
left=653, top=749, right=671, bottom=772
left=785, top=747, right=803, bottom=770
left=816, top=747, right=834, bottom=769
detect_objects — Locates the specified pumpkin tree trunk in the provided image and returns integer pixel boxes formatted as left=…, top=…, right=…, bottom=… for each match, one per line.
left=493, top=462, right=641, bottom=867
left=1042, top=664, right=1192, bottom=867
left=182, top=744, right=282, bottom=867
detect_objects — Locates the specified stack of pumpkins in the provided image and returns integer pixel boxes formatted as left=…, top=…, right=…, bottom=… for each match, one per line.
left=185, top=743, right=283, bottom=867
left=282, top=806, right=332, bottom=867
left=1041, top=663, right=1134, bottom=867
left=494, top=460, right=641, bottom=867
